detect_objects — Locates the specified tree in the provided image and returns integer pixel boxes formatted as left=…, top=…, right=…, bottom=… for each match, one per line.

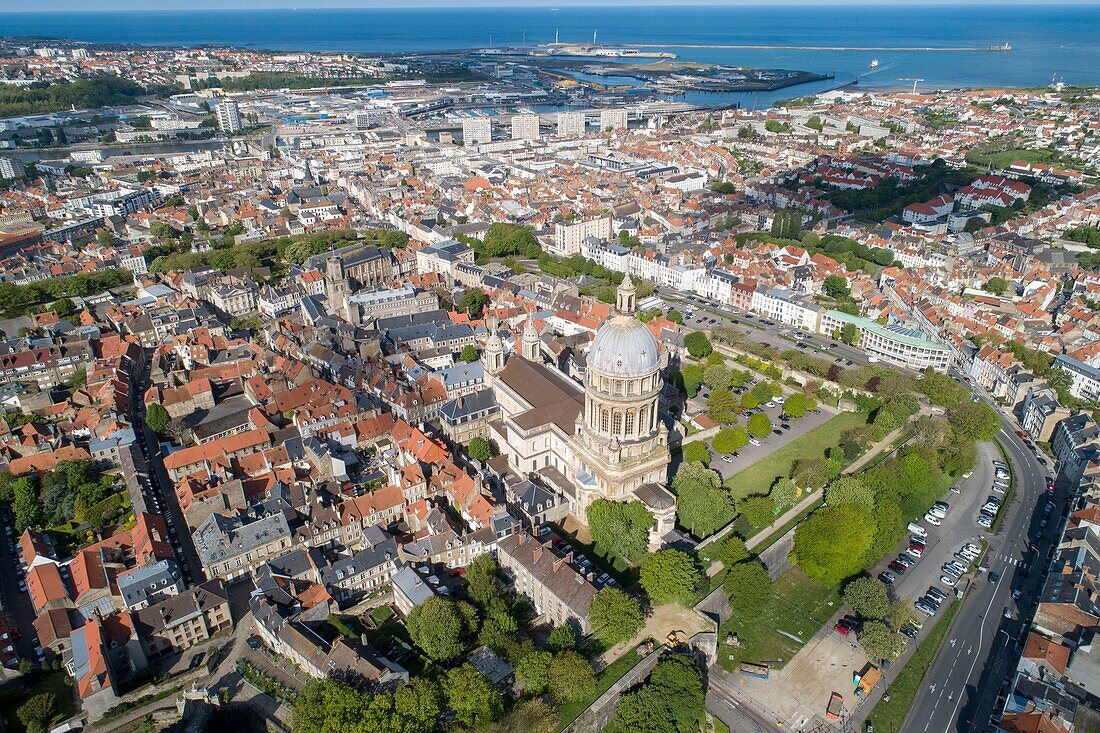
left=459, top=288, right=487, bottom=317
left=547, top=624, right=577, bottom=652
left=407, top=596, right=474, bottom=662
left=96, top=229, right=117, bottom=246
left=719, top=535, right=750, bottom=567
left=444, top=664, right=504, bottom=728
left=459, top=344, right=479, bottom=362
left=784, top=393, right=809, bottom=418
left=740, top=392, right=760, bottom=410
left=823, top=275, right=851, bottom=298
left=18, top=693, right=56, bottom=733
left=984, top=277, right=1009, bottom=296
left=467, top=436, right=495, bottom=462
left=604, top=654, right=704, bottom=733
left=738, top=495, right=776, bottom=528
left=946, top=402, right=1000, bottom=441
left=843, top=576, right=891, bottom=619
left=515, top=649, right=553, bottom=694
left=859, top=621, right=906, bottom=660
left=144, top=402, right=170, bottom=434
left=667, top=309, right=683, bottom=324
left=465, top=553, right=502, bottom=609
left=888, top=599, right=920, bottom=632
left=841, top=323, right=860, bottom=346
left=792, top=505, right=876, bottom=586
left=483, top=700, right=559, bottom=733
left=672, top=461, right=735, bottom=538
left=549, top=651, right=597, bottom=703
left=723, top=561, right=773, bottom=618
left=707, top=387, right=739, bottom=423
left=771, top=477, right=799, bottom=510
left=684, top=331, right=713, bottom=359
left=703, top=364, right=732, bottom=390
left=681, top=440, right=710, bottom=465
left=748, top=412, right=772, bottom=437
left=13, top=476, right=42, bottom=533
left=393, top=678, right=443, bottom=733
left=792, top=458, right=832, bottom=489
left=712, top=425, right=749, bottom=454
left=586, top=499, right=652, bottom=562
left=588, top=588, right=644, bottom=645
left=826, top=475, right=875, bottom=509
left=640, top=549, right=702, bottom=606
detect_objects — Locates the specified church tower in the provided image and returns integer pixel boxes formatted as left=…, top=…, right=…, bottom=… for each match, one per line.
left=482, top=315, right=505, bottom=379
left=325, top=254, right=350, bottom=319
left=521, top=313, right=541, bottom=362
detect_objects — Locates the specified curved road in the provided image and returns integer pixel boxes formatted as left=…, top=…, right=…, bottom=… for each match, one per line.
left=897, top=386, right=1052, bottom=733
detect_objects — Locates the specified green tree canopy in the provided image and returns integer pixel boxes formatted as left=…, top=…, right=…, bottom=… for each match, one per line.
left=707, top=387, right=739, bottom=423
left=466, top=436, right=495, bottom=462
left=823, top=275, right=851, bottom=297
left=586, top=499, right=653, bottom=562
left=549, top=651, right=597, bottom=703
left=826, top=475, right=875, bottom=509
left=748, top=412, right=772, bottom=437
left=459, top=344, right=479, bottom=362
left=684, top=331, right=713, bottom=359
left=459, top=288, right=487, bottom=317
left=17, top=693, right=55, bottom=733
left=515, top=649, right=553, bottom=694
left=841, top=323, right=860, bottom=346
left=407, top=596, right=476, bottom=662
left=444, top=664, right=504, bottom=728
left=784, top=393, right=809, bottom=418
left=640, top=549, right=702, bottom=606
left=547, top=624, right=577, bottom=652
left=588, top=587, right=645, bottom=646
left=604, top=654, right=705, bottom=733
left=680, top=440, right=711, bottom=465
left=144, top=402, right=170, bottom=434
left=723, top=561, right=773, bottom=618
left=842, top=576, right=891, bottom=619
left=793, top=504, right=876, bottom=586
left=672, top=461, right=735, bottom=538
left=719, top=535, right=750, bottom=567
left=984, top=276, right=1009, bottom=296
left=859, top=621, right=906, bottom=661
left=946, top=402, right=1000, bottom=441
left=712, top=425, right=749, bottom=454
left=738, top=495, right=777, bottom=528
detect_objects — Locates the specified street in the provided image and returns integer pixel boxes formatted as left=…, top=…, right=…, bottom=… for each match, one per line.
left=896, top=398, right=1052, bottom=733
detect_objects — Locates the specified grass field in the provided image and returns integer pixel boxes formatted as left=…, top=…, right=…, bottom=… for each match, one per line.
left=0, top=670, right=76, bottom=733
left=716, top=569, right=842, bottom=671
left=865, top=600, right=959, bottom=733
left=555, top=649, right=643, bottom=732
left=723, top=411, right=869, bottom=501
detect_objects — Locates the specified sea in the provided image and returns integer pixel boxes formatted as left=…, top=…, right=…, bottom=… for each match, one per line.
left=1, top=4, right=1098, bottom=105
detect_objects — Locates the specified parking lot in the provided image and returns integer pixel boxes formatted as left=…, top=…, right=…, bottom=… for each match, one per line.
left=731, top=442, right=1002, bottom=727
left=702, top=401, right=840, bottom=481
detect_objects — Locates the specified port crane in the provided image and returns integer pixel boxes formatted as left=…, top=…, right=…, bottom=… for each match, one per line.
left=899, top=77, right=924, bottom=94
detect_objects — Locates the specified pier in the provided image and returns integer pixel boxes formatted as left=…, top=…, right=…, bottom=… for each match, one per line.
left=642, top=44, right=1010, bottom=52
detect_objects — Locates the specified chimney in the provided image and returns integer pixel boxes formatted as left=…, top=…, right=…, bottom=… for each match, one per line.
left=553, top=556, right=565, bottom=572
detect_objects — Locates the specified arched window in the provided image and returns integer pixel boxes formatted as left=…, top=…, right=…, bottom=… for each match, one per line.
left=600, top=409, right=610, bottom=433
left=625, top=411, right=635, bottom=436
left=612, top=411, right=623, bottom=435
left=639, top=405, right=649, bottom=434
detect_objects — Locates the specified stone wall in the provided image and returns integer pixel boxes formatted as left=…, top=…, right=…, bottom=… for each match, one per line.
left=563, top=646, right=669, bottom=733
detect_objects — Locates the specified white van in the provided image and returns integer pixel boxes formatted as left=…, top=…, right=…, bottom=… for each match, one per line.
left=907, top=522, right=928, bottom=537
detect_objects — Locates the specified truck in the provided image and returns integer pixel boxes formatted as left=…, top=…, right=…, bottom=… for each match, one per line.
left=826, top=692, right=844, bottom=721
left=855, top=666, right=882, bottom=697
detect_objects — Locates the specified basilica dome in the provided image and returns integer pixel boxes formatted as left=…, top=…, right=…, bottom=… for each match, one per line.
left=588, top=313, right=660, bottom=378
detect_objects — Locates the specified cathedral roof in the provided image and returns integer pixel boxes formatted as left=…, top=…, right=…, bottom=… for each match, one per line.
left=499, top=357, right=584, bottom=435
left=588, top=313, right=660, bottom=378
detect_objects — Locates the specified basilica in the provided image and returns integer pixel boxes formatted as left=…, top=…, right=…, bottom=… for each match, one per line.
left=485, top=276, right=677, bottom=549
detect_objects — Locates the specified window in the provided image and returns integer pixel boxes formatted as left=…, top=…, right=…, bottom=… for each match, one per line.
left=612, top=412, right=622, bottom=435
left=601, top=410, right=609, bottom=432
left=625, top=412, right=635, bottom=436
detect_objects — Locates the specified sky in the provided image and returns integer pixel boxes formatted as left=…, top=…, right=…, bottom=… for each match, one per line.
left=1, top=0, right=1097, bottom=10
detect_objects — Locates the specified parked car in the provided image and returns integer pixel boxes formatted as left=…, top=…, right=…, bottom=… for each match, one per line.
left=834, top=622, right=851, bottom=636
left=878, top=571, right=896, bottom=585
left=977, top=515, right=993, bottom=528
left=924, top=513, right=942, bottom=526
left=888, top=560, right=908, bottom=575
left=748, top=438, right=761, bottom=447
left=940, top=575, right=958, bottom=587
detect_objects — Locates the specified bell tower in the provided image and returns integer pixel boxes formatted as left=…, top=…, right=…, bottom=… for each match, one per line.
left=482, top=315, right=505, bottom=378
left=521, top=313, right=541, bottom=362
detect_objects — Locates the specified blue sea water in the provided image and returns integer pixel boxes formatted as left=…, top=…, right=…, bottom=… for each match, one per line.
left=1, top=5, right=1097, bottom=92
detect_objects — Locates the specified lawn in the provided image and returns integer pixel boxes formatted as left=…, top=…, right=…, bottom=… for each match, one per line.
left=716, top=569, right=842, bottom=672
left=865, top=600, right=959, bottom=733
left=722, top=411, right=869, bottom=501
left=0, top=670, right=76, bottom=733
left=555, top=649, right=644, bottom=732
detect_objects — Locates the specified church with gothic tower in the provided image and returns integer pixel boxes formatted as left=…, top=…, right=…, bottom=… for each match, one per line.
left=485, top=276, right=676, bottom=549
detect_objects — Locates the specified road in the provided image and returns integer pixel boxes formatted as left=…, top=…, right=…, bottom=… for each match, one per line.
left=896, top=388, right=1053, bottom=733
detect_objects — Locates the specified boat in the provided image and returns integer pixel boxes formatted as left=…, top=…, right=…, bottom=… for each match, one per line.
left=989, top=43, right=1012, bottom=51
left=869, top=58, right=879, bottom=69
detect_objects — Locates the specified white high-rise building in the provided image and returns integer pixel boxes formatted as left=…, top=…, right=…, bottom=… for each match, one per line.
left=0, top=156, right=19, bottom=181
left=461, top=117, right=492, bottom=145
left=600, top=108, right=629, bottom=132
left=556, top=111, right=586, bottom=139
left=552, top=216, right=612, bottom=257
left=215, top=100, right=242, bottom=133
left=511, top=114, right=540, bottom=141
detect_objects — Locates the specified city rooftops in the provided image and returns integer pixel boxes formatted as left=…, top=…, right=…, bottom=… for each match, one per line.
left=826, top=309, right=950, bottom=351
